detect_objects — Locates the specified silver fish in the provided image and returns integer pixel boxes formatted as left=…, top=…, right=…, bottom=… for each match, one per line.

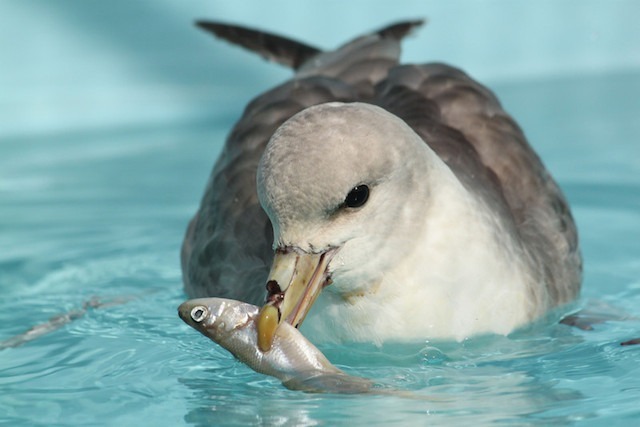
left=178, top=297, right=374, bottom=393
left=0, top=296, right=132, bottom=351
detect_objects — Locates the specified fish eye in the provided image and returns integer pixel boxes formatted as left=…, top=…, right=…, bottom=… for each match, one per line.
left=344, top=185, right=369, bottom=208
left=190, top=306, right=208, bottom=323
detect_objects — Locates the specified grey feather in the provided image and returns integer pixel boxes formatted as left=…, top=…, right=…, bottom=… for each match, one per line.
left=181, top=20, right=581, bottom=308
left=195, top=21, right=321, bottom=70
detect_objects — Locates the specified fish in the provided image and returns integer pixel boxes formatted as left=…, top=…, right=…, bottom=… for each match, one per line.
left=178, top=297, right=375, bottom=393
left=0, top=296, right=132, bottom=351
left=0, top=306, right=88, bottom=351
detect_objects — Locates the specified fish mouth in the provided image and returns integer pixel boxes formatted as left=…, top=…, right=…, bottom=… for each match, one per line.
left=177, top=301, right=190, bottom=323
left=257, top=246, right=338, bottom=352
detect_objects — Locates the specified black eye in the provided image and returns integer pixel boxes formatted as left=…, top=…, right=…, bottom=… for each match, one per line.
left=190, top=306, right=208, bottom=323
left=344, top=185, right=369, bottom=208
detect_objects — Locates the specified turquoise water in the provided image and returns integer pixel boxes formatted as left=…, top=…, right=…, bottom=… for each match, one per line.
left=0, top=70, right=640, bottom=426
left=3, top=3, right=639, bottom=425
left=1, top=70, right=639, bottom=425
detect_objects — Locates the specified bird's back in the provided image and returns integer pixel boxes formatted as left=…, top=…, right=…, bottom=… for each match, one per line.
left=181, top=21, right=581, bottom=306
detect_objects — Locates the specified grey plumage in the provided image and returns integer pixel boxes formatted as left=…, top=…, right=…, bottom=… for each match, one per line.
left=181, top=20, right=581, bottom=309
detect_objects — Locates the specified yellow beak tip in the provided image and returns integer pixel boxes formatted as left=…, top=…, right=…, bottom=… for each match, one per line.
left=257, top=304, right=279, bottom=352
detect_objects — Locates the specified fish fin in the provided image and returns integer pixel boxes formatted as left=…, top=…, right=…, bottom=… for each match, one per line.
left=283, top=372, right=374, bottom=394
left=195, top=21, right=322, bottom=70
left=560, top=300, right=637, bottom=331
left=558, top=301, right=640, bottom=345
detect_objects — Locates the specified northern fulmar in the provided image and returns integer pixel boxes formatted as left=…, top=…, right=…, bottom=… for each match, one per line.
left=181, top=20, right=581, bottom=350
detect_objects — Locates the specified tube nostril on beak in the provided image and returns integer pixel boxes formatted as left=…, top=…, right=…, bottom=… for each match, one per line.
left=266, top=280, right=281, bottom=294
left=265, top=280, right=284, bottom=304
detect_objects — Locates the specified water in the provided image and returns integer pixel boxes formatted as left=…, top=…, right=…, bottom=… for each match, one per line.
left=1, top=72, right=639, bottom=426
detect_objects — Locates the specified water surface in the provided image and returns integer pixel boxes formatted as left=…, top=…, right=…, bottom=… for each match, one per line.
left=1, top=72, right=639, bottom=426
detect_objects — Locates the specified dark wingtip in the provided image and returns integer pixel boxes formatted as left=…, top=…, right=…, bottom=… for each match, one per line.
left=621, top=338, right=640, bottom=346
left=375, top=19, right=426, bottom=40
left=194, top=19, right=426, bottom=70
left=194, top=20, right=321, bottom=70
left=194, top=20, right=224, bottom=35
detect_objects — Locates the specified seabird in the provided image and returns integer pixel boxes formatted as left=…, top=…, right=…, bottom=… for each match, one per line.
left=181, top=20, right=581, bottom=350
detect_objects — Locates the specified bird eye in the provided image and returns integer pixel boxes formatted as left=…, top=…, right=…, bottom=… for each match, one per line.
left=190, top=306, right=208, bottom=323
left=344, top=185, right=369, bottom=208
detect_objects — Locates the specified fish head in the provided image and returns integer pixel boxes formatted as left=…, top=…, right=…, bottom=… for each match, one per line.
left=178, top=297, right=258, bottom=342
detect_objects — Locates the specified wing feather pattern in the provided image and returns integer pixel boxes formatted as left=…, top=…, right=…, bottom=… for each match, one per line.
left=182, top=21, right=581, bottom=306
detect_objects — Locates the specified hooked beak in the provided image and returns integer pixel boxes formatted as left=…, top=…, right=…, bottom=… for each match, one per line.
left=257, top=246, right=337, bottom=352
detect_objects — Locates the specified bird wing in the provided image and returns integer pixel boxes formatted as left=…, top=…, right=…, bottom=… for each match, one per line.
left=182, top=20, right=581, bottom=305
left=182, top=21, right=419, bottom=302
left=375, top=63, right=581, bottom=303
